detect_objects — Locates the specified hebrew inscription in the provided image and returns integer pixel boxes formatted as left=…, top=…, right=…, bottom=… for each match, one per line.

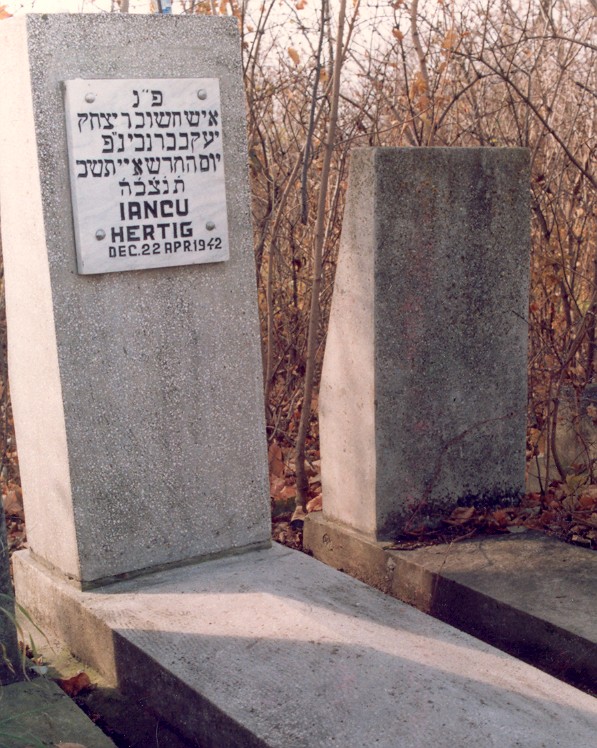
left=64, top=79, right=229, bottom=274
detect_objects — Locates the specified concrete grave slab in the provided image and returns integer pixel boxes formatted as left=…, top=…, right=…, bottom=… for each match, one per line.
left=13, top=544, right=597, bottom=747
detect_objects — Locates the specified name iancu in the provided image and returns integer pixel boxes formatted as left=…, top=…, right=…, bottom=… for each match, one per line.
left=119, top=199, right=189, bottom=221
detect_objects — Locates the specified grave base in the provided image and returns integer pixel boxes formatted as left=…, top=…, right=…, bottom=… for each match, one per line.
left=13, top=545, right=597, bottom=746
left=303, top=512, right=597, bottom=692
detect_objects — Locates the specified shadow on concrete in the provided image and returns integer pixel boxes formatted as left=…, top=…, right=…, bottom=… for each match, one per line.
left=108, top=626, right=597, bottom=747
left=81, top=546, right=597, bottom=747
left=14, top=546, right=597, bottom=746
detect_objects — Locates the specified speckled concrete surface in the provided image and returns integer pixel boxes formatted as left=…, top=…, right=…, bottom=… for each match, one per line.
left=0, top=15, right=270, bottom=586
left=320, top=148, right=530, bottom=538
left=13, top=544, right=597, bottom=748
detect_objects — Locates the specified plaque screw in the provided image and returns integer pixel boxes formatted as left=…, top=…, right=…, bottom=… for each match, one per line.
left=95, top=229, right=106, bottom=240
left=85, top=93, right=96, bottom=104
left=206, top=221, right=216, bottom=231
left=197, top=89, right=208, bottom=100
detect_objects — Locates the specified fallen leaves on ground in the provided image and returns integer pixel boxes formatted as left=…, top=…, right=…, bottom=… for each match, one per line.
left=388, top=484, right=597, bottom=550
left=269, top=438, right=321, bottom=550
left=306, top=494, right=322, bottom=513
left=55, top=671, right=94, bottom=698
left=1, top=355, right=25, bottom=558
left=3, top=480, right=27, bottom=558
left=5, top=516, right=26, bottom=553
left=269, top=435, right=597, bottom=553
left=272, top=519, right=303, bottom=550
left=269, top=443, right=321, bottom=512
left=2, top=481, right=23, bottom=518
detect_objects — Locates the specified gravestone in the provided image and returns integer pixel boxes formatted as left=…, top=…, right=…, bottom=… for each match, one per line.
left=306, top=148, right=530, bottom=545
left=0, top=13, right=270, bottom=589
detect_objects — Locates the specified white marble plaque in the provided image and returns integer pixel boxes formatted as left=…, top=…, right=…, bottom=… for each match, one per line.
left=64, top=78, right=229, bottom=274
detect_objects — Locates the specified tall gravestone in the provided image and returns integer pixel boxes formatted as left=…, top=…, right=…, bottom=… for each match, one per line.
left=306, top=148, right=529, bottom=547
left=0, top=14, right=270, bottom=589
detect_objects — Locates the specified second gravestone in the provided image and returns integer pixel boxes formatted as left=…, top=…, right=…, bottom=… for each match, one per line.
left=306, top=147, right=530, bottom=544
left=0, top=14, right=270, bottom=588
